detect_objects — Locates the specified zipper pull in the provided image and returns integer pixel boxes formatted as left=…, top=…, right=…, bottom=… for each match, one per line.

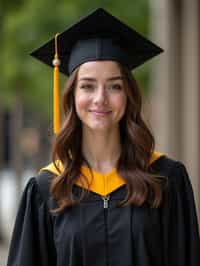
left=102, top=195, right=110, bottom=208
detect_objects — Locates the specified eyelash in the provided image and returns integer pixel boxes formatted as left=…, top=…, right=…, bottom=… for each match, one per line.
left=80, top=84, right=94, bottom=90
left=80, top=84, right=122, bottom=90
left=110, top=84, right=122, bottom=90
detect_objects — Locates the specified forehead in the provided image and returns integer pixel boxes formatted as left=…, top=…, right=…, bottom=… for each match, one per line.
left=77, top=60, right=122, bottom=79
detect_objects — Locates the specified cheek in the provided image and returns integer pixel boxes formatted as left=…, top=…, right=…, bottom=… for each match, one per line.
left=75, top=93, right=90, bottom=114
left=112, top=94, right=127, bottom=114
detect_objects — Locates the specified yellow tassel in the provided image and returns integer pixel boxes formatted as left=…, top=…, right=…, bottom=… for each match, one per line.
left=53, top=33, right=60, bottom=134
left=53, top=65, right=60, bottom=134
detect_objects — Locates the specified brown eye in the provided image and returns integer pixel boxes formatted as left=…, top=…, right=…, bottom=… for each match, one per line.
left=80, top=84, right=94, bottom=90
left=110, top=84, right=122, bottom=90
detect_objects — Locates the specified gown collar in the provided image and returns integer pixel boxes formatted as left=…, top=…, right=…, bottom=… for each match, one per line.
left=39, top=151, right=164, bottom=196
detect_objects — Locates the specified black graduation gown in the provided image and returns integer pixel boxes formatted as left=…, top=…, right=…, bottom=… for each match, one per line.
left=7, top=156, right=200, bottom=266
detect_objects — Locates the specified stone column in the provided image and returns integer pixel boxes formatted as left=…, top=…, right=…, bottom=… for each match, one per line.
left=150, top=0, right=200, bottom=222
left=181, top=0, right=200, bottom=218
left=150, top=0, right=182, bottom=158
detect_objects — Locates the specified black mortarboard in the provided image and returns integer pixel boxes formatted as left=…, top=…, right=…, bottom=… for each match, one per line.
left=31, top=7, right=163, bottom=75
left=30, top=8, right=164, bottom=134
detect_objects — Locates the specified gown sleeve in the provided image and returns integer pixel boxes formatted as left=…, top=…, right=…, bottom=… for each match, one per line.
left=7, top=177, right=57, bottom=266
left=161, top=161, right=200, bottom=266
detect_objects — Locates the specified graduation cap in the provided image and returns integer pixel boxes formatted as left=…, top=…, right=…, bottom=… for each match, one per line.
left=30, top=8, right=164, bottom=134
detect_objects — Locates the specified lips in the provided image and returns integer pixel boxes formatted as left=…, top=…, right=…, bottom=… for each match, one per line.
left=89, top=110, right=111, bottom=116
left=90, top=110, right=111, bottom=113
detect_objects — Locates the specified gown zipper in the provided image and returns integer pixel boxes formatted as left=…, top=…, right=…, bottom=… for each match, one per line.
left=102, top=195, right=110, bottom=209
left=102, top=195, right=110, bottom=266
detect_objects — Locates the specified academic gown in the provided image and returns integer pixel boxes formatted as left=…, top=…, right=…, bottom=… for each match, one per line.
left=7, top=153, right=200, bottom=266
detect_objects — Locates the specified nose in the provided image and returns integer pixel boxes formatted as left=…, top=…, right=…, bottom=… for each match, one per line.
left=93, top=86, right=108, bottom=105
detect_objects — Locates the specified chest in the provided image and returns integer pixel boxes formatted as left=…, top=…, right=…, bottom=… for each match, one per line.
left=53, top=197, right=161, bottom=238
left=51, top=187, right=162, bottom=266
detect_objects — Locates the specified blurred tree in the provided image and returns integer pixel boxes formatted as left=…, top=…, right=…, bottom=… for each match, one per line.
left=1, top=0, right=150, bottom=170
left=2, top=0, right=150, bottom=115
left=1, top=0, right=150, bottom=171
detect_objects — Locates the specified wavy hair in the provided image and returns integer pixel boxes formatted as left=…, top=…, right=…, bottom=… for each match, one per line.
left=50, top=62, right=166, bottom=213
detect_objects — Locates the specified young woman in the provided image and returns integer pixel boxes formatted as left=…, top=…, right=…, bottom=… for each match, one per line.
left=7, top=8, right=200, bottom=266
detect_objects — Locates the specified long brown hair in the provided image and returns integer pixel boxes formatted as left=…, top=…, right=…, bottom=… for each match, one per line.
left=51, top=62, right=166, bottom=213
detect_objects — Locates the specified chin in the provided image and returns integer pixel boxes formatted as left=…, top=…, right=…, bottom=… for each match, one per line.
left=89, top=125, right=110, bottom=131
left=85, top=121, right=117, bottom=132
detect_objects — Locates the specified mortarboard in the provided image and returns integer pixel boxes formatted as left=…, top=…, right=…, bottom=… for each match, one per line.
left=30, top=8, right=164, bottom=134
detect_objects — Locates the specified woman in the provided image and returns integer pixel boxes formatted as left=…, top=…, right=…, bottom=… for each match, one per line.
left=7, top=8, right=200, bottom=266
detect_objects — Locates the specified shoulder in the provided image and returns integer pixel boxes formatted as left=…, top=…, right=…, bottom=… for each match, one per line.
left=34, top=170, right=55, bottom=202
left=22, top=170, right=55, bottom=205
left=153, top=155, right=193, bottom=195
left=151, top=155, right=186, bottom=176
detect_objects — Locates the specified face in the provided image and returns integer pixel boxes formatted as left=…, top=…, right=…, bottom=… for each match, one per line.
left=74, top=61, right=127, bottom=132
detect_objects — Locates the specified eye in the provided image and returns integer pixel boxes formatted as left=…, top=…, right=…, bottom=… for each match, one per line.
left=80, top=84, right=94, bottom=90
left=109, top=84, right=122, bottom=90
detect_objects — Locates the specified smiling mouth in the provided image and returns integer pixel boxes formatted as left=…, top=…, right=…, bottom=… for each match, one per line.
left=89, top=110, right=112, bottom=116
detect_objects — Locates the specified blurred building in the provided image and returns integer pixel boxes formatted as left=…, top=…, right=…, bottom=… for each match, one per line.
left=0, top=105, right=51, bottom=243
left=150, top=0, right=200, bottom=222
left=0, top=107, right=51, bottom=173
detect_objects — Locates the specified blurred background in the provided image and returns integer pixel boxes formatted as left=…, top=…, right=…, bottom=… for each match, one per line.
left=0, top=0, right=199, bottom=265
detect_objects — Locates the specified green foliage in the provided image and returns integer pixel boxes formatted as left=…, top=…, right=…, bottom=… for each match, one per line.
left=1, top=0, right=150, bottom=117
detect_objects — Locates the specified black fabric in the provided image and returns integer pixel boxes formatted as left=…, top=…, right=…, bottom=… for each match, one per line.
left=7, top=177, right=57, bottom=266
left=7, top=156, right=200, bottom=266
left=30, top=8, right=163, bottom=76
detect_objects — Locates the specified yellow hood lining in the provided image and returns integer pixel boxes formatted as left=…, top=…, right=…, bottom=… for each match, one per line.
left=39, top=151, right=164, bottom=196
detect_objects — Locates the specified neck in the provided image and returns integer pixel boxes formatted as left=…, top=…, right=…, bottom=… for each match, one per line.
left=82, top=126, right=121, bottom=172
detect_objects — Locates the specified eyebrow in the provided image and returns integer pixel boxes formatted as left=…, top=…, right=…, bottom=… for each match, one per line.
left=78, top=76, right=125, bottom=82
